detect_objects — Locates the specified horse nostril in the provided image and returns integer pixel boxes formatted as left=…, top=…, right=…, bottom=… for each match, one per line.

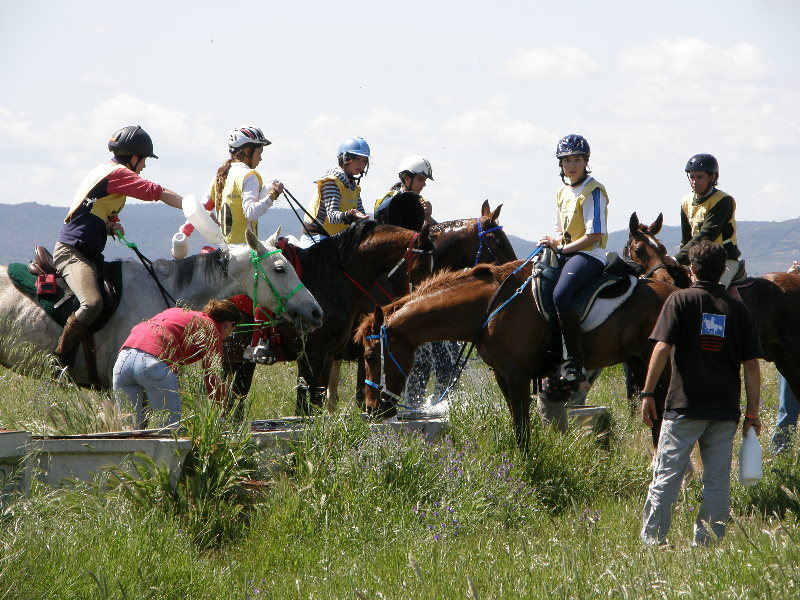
left=312, top=308, right=322, bottom=323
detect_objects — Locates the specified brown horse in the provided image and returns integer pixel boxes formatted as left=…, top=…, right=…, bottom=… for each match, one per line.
left=627, top=212, right=800, bottom=404
left=223, top=202, right=517, bottom=417
left=356, top=260, right=676, bottom=446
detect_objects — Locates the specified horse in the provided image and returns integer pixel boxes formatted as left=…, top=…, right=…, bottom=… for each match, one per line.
left=0, top=228, right=323, bottom=388
left=356, top=260, right=677, bottom=447
left=222, top=201, right=518, bottom=417
left=627, top=212, right=800, bottom=406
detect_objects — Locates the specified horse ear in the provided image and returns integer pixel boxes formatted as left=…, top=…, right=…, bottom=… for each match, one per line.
left=650, top=213, right=663, bottom=235
left=245, top=228, right=266, bottom=254
left=266, top=226, right=282, bottom=247
left=481, top=199, right=490, bottom=217
left=489, top=203, right=503, bottom=223
left=629, top=212, right=640, bottom=234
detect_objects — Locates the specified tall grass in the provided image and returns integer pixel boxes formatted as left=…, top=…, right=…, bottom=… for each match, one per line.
left=1, top=357, right=799, bottom=598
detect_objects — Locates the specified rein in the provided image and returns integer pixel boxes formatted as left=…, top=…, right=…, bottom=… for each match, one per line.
left=117, top=235, right=176, bottom=309
left=474, top=219, right=504, bottom=266
left=642, top=263, right=669, bottom=279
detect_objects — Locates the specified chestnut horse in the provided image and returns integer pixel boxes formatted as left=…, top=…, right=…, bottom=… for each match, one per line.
left=223, top=201, right=517, bottom=417
left=627, top=212, right=800, bottom=405
left=356, top=260, right=676, bottom=446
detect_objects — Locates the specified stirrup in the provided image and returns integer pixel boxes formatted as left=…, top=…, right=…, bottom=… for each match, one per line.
left=558, top=360, right=585, bottom=391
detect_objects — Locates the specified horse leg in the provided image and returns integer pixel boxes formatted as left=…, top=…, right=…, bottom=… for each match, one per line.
left=325, top=359, right=342, bottom=414
left=355, top=357, right=366, bottom=411
left=296, top=354, right=331, bottom=415
left=226, top=361, right=255, bottom=423
left=625, top=356, right=666, bottom=447
left=496, top=365, right=533, bottom=448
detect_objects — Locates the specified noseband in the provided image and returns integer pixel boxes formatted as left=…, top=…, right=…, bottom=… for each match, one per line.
left=364, top=324, right=409, bottom=406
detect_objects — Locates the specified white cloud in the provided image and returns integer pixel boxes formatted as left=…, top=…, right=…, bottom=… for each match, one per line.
left=440, top=108, right=552, bottom=150
left=502, top=46, right=598, bottom=80
left=620, top=38, right=769, bottom=81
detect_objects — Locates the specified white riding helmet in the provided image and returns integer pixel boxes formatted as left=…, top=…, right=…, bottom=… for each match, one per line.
left=228, top=126, right=271, bottom=152
left=397, top=155, right=434, bottom=181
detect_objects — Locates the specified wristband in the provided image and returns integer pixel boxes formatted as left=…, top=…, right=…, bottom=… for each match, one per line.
left=744, top=414, right=760, bottom=420
left=640, top=392, right=655, bottom=398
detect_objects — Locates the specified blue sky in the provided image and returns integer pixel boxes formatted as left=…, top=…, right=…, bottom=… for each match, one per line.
left=1, top=0, right=798, bottom=240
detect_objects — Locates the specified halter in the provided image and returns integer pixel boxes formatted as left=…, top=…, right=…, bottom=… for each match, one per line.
left=250, top=249, right=305, bottom=320
left=474, top=219, right=504, bottom=266
left=627, top=235, right=666, bottom=279
left=364, top=324, right=410, bottom=407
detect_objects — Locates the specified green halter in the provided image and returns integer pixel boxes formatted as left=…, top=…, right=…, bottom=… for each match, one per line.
left=250, top=248, right=305, bottom=322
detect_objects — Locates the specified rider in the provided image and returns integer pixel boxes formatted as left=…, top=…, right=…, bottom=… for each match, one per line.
left=53, top=125, right=183, bottom=370
left=539, top=134, right=610, bottom=389
left=176, top=126, right=282, bottom=248
left=674, top=154, right=742, bottom=288
left=298, top=136, right=370, bottom=248
left=375, top=154, right=436, bottom=228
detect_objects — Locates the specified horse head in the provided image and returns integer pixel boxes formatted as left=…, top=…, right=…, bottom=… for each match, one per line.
left=358, top=304, right=414, bottom=418
left=231, top=228, right=323, bottom=329
left=626, top=212, right=691, bottom=287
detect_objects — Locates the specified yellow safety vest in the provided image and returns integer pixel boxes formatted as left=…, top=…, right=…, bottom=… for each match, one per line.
left=375, top=189, right=428, bottom=213
left=556, top=179, right=609, bottom=249
left=681, top=189, right=738, bottom=247
left=305, top=175, right=360, bottom=235
left=214, top=167, right=263, bottom=244
left=64, top=163, right=129, bottom=223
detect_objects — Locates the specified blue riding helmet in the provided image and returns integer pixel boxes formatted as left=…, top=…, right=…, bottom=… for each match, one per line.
left=685, top=153, right=719, bottom=174
left=337, top=136, right=371, bottom=160
left=556, top=134, right=590, bottom=159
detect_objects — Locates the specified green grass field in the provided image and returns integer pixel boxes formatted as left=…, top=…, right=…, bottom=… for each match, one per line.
left=1, top=358, right=799, bottom=599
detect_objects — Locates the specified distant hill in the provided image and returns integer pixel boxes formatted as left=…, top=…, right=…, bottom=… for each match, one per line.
left=0, top=202, right=796, bottom=275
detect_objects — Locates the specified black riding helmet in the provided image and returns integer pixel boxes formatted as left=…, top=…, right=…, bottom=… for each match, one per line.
left=108, top=125, right=158, bottom=159
left=556, top=134, right=590, bottom=159
left=684, top=153, right=718, bottom=174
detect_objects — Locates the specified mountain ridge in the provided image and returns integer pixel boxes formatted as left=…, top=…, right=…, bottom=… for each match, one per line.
left=0, top=202, right=796, bottom=276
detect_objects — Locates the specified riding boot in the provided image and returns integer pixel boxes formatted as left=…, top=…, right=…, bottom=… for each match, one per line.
left=557, top=311, right=586, bottom=390
left=54, top=314, right=90, bottom=370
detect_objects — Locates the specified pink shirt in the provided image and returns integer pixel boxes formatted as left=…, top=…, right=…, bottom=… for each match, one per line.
left=121, top=307, right=226, bottom=400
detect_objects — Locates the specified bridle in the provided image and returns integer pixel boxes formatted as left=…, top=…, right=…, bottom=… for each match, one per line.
left=626, top=233, right=667, bottom=279
left=363, top=324, right=409, bottom=406
left=249, top=248, right=305, bottom=321
left=474, top=218, right=504, bottom=266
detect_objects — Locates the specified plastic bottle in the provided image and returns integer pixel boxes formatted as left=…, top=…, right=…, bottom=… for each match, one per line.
left=739, top=427, right=763, bottom=486
left=171, top=232, right=189, bottom=259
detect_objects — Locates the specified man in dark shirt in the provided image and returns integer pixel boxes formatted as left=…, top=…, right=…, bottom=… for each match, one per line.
left=639, top=239, right=761, bottom=546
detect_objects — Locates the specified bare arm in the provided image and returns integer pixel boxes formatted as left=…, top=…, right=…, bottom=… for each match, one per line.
left=159, top=189, right=183, bottom=209
left=641, top=340, right=672, bottom=427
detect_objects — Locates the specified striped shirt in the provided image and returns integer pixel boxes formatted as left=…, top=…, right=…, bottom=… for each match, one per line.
left=316, top=167, right=366, bottom=225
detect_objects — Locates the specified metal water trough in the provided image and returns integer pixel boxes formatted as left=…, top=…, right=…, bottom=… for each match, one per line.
left=1, top=416, right=449, bottom=492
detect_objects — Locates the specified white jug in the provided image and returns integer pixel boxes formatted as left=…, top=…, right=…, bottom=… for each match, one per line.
left=739, top=427, right=763, bottom=486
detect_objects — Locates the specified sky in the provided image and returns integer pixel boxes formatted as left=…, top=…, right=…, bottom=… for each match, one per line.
left=1, top=0, right=799, bottom=241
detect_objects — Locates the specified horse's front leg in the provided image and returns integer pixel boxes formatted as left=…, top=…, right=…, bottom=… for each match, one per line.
left=495, top=364, right=533, bottom=449
left=296, top=353, right=330, bottom=416
left=325, top=359, right=342, bottom=413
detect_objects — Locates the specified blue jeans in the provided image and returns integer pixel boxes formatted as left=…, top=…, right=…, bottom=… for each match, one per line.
left=771, top=374, right=799, bottom=453
left=553, top=253, right=605, bottom=313
left=112, top=348, right=181, bottom=428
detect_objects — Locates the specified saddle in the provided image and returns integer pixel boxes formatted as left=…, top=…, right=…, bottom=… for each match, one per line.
left=8, top=245, right=121, bottom=331
left=531, top=248, right=639, bottom=331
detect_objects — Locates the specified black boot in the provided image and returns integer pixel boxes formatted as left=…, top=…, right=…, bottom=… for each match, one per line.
left=54, top=314, right=90, bottom=372
left=556, top=311, right=586, bottom=390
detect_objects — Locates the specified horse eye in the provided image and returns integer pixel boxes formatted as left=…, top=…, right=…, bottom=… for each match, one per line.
left=274, top=264, right=285, bottom=273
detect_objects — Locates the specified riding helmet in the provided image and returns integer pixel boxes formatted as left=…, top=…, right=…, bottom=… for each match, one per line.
left=556, top=134, right=591, bottom=159
left=108, top=125, right=158, bottom=158
left=337, top=136, right=371, bottom=161
left=228, top=126, right=271, bottom=152
left=397, top=155, right=434, bottom=181
left=684, top=153, right=719, bottom=174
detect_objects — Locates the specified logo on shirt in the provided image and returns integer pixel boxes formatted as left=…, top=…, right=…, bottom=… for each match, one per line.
left=700, top=312, right=725, bottom=351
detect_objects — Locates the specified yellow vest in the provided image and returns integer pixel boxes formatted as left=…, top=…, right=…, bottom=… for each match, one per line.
left=215, top=167, right=263, bottom=244
left=681, top=189, right=738, bottom=246
left=306, top=175, right=360, bottom=235
left=375, top=189, right=428, bottom=213
left=556, top=179, right=609, bottom=249
left=65, top=163, right=129, bottom=223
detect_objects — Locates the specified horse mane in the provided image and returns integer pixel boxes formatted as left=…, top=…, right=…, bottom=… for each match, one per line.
left=163, top=249, right=229, bottom=289
left=300, top=220, right=378, bottom=274
left=354, top=262, right=505, bottom=344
